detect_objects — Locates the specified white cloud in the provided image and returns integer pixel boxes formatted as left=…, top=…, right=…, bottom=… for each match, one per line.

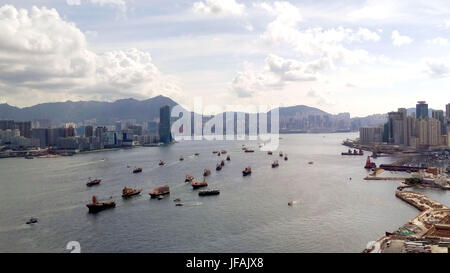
left=426, top=37, right=449, bottom=46
left=193, top=0, right=245, bottom=16
left=66, top=0, right=81, bottom=6
left=423, top=58, right=450, bottom=78
left=0, top=5, right=180, bottom=106
left=391, top=30, right=413, bottom=46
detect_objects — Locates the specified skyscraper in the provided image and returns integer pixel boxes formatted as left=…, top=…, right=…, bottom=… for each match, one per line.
left=159, top=105, right=172, bottom=144
left=432, top=110, right=445, bottom=135
left=416, top=101, right=429, bottom=119
left=446, top=103, right=450, bottom=118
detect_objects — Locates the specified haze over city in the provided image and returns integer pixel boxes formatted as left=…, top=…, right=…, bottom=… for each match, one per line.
left=1, top=0, right=450, bottom=116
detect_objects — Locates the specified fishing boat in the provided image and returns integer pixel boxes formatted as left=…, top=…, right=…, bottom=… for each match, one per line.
left=267, top=151, right=273, bottom=155
left=122, top=187, right=142, bottom=198
left=272, top=160, right=279, bottom=168
left=86, top=177, right=101, bottom=187
left=216, top=163, right=222, bottom=171
left=179, top=156, right=184, bottom=161
left=192, top=179, right=208, bottom=189
left=203, top=169, right=211, bottom=176
left=242, top=167, right=252, bottom=176
left=86, top=196, right=116, bottom=213
left=226, top=155, right=231, bottom=161
left=149, top=185, right=170, bottom=198
left=159, top=160, right=165, bottom=166
left=133, top=167, right=142, bottom=173
left=199, top=189, right=220, bottom=196
left=185, top=174, right=194, bottom=182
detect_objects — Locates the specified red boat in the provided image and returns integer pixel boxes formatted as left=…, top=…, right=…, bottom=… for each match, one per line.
left=364, top=156, right=376, bottom=169
left=86, top=178, right=101, bottom=187
left=86, top=196, right=115, bottom=213
left=192, top=179, right=208, bottom=189
left=149, top=186, right=170, bottom=198
left=133, top=168, right=142, bottom=173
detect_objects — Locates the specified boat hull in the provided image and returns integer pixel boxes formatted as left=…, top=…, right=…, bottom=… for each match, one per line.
left=87, top=203, right=116, bottom=213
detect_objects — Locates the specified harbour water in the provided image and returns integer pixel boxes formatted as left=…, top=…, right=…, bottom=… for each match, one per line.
left=0, top=133, right=449, bottom=253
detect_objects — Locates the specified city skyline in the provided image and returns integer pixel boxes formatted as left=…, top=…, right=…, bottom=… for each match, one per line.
left=2, top=1, right=450, bottom=116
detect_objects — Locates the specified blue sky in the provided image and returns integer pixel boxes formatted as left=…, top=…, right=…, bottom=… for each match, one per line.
left=0, top=0, right=450, bottom=116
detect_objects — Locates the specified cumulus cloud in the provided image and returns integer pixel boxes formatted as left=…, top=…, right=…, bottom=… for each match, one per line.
left=0, top=5, right=180, bottom=106
left=193, top=0, right=245, bottom=16
left=391, top=30, right=413, bottom=46
left=423, top=58, right=450, bottom=78
left=426, top=37, right=449, bottom=46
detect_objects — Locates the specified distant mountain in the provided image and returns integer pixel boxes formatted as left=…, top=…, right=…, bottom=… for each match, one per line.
left=0, top=95, right=179, bottom=125
left=277, top=105, right=329, bottom=117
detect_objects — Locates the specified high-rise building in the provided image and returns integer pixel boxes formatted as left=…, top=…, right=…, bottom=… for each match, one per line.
left=388, top=109, right=409, bottom=145
left=416, top=101, right=429, bottom=119
left=0, top=120, right=15, bottom=130
left=432, top=110, right=446, bottom=135
left=446, top=103, right=450, bottom=119
left=359, top=126, right=384, bottom=144
left=85, top=125, right=94, bottom=138
left=159, top=105, right=172, bottom=144
left=31, top=128, right=49, bottom=148
left=15, top=121, right=32, bottom=138
left=415, top=118, right=441, bottom=147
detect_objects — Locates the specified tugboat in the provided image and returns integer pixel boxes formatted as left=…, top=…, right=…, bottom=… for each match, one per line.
left=185, top=174, right=194, bottom=183
left=267, top=151, right=273, bottom=155
left=86, top=196, right=116, bottom=213
left=122, top=187, right=142, bottom=198
left=192, top=179, right=208, bottom=189
left=272, top=160, right=279, bottom=168
left=364, top=156, right=377, bottom=169
left=159, top=161, right=165, bottom=166
left=216, top=163, right=222, bottom=171
left=199, top=189, right=220, bottom=196
left=242, top=167, right=252, bottom=176
left=26, top=217, right=38, bottom=224
left=133, top=167, right=142, bottom=173
left=203, top=169, right=211, bottom=177
left=284, top=154, right=288, bottom=161
left=86, top=177, right=101, bottom=187
left=179, top=156, right=184, bottom=161
left=226, top=155, right=231, bottom=161
left=149, top=185, right=170, bottom=198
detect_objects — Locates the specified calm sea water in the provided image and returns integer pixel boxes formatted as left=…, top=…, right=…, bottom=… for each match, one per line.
left=0, top=133, right=449, bottom=253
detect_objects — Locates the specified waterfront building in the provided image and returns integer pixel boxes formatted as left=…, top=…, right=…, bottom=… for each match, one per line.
left=416, top=101, right=429, bottom=119
left=159, top=105, right=172, bottom=144
left=128, top=125, right=143, bottom=136
left=31, top=128, right=49, bottom=148
left=388, top=109, right=409, bottom=145
left=359, top=126, right=384, bottom=144
left=85, top=126, right=93, bottom=138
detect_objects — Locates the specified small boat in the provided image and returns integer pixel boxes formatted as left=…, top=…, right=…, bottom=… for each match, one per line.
left=284, top=154, right=288, bottom=161
left=218, top=152, right=221, bottom=156
left=272, top=160, right=279, bottom=168
left=26, top=217, right=38, bottom=224
left=308, top=161, right=314, bottom=165
left=203, top=169, right=211, bottom=177
left=242, top=167, right=252, bottom=176
left=221, top=150, right=227, bottom=154
left=220, top=160, right=225, bottom=166
left=244, top=149, right=254, bottom=153
left=185, top=174, right=194, bottom=182
left=226, top=155, right=231, bottom=161
left=194, top=153, right=200, bottom=156
left=158, top=161, right=165, bottom=166
left=242, top=147, right=248, bottom=151
left=175, top=203, right=184, bottom=206
left=173, top=198, right=181, bottom=202
left=179, top=156, right=184, bottom=161
left=267, top=151, right=273, bottom=155
left=133, top=167, right=142, bottom=173
left=288, top=201, right=294, bottom=206
left=279, top=152, right=283, bottom=157
left=86, top=177, right=101, bottom=187
left=199, top=189, right=220, bottom=196
left=212, top=151, right=219, bottom=154
left=216, top=163, right=222, bottom=171
left=149, top=185, right=170, bottom=198
left=86, top=196, right=116, bottom=213
left=192, top=179, right=208, bottom=189
left=122, top=187, right=142, bottom=198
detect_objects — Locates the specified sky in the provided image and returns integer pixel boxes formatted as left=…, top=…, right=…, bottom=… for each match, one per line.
left=0, top=0, right=450, bottom=117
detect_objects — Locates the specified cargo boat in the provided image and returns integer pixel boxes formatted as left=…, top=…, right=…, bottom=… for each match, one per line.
left=86, top=196, right=116, bottom=213
left=122, top=187, right=142, bottom=198
left=199, top=189, right=220, bottom=196
left=86, top=178, right=101, bottom=187
left=149, top=186, right=170, bottom=198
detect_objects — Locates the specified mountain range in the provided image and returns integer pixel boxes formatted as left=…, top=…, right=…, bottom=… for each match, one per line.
left=0, top=95, right=387, bottom=130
